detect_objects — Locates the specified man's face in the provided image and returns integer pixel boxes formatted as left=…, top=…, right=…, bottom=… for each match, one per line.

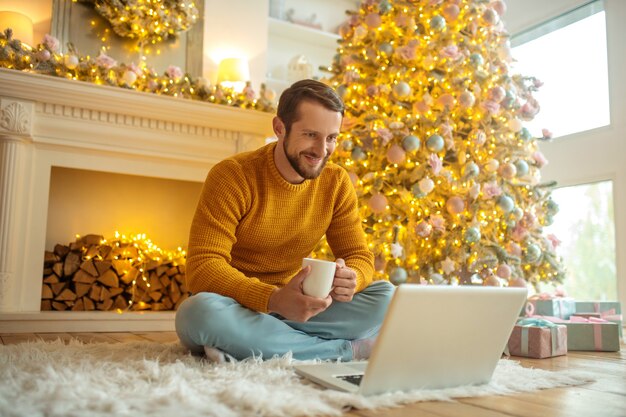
left=281, top=101, right=342, bottom=180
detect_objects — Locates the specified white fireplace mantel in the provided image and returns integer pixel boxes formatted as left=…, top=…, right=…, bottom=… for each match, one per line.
left=0, top=68, right=274, bottom=332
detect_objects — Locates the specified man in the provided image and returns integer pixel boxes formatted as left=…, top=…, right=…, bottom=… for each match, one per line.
left=175, top=79, right=394, bottom=362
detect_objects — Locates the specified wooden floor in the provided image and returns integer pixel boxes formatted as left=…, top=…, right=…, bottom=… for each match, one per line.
left=1, top=332, right=624, bottom=417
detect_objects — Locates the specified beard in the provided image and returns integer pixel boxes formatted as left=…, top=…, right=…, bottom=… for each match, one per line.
left=283, top=136, right=329, bottom=180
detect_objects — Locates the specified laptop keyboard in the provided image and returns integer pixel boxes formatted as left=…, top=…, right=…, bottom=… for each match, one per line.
left=337, top=374, right=363, bottom=386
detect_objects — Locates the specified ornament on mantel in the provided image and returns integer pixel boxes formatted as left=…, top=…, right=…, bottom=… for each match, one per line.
left=288, top=54, right=313, bottom=83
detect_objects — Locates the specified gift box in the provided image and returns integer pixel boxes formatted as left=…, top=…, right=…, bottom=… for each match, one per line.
left=539, top=315, right=620, bottom=352
left=527, top=297, right=576, bottom=319
left=574, top=301, right=623, bottom=337
left=507, top=318, right=567, bottom=359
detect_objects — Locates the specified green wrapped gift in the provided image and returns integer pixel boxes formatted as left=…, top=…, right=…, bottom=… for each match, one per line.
left=574, top=301, right=623, bottom=337
left=543, top=316, right=621, bottom=352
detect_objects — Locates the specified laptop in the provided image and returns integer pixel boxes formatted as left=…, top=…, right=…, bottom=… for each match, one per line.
left=294, top=284, right=527, bottom=396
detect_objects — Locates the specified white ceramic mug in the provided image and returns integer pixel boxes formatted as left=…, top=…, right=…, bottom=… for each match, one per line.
left=301, top=258, right=336, bottom=298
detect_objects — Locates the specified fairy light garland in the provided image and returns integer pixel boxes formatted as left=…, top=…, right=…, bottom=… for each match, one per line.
left=0, top=30, right=275, bottom=112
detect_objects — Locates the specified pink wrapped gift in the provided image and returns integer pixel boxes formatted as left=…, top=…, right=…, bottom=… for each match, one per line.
left=507, top=318, right=567, bottom=359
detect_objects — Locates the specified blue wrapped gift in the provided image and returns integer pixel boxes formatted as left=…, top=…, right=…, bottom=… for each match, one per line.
left=527, top=297, right=576, bottom=319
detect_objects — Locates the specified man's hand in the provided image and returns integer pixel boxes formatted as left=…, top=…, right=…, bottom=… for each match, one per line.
left=267, top=266, right=332, bottom=322
left=331, top=258, right=358, bottom=302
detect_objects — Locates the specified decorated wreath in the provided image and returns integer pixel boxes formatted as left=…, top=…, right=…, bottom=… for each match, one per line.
left=84, top=0, right=199, bottom=45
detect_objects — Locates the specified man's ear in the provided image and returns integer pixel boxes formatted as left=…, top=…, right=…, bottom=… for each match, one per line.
left=272, top=117, right=285, bottom=140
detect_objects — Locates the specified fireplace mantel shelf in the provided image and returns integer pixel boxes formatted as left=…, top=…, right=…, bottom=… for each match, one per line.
left=0, top=69, right=274, bottom=331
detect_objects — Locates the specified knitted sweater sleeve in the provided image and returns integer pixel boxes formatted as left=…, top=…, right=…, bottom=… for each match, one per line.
left=325, top=169, right=375, bottom=292
left=186, top=159, right=276, bottom=312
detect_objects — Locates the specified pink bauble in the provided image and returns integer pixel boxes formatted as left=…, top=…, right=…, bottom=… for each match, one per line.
left=36, top=49, right=51, bottom=61
left=499, top=162, right=517, bottom=179
left=446, top=196, right=465, bottom=215
left=386, top=144, right=406, bottom=164
left=508, top=118, right=523, bottom=132
left=418, top=177, right=435, bottom=194
left=488, top=86, right=506, bottom=103
left=374, top=255, right=387, bottom=272
left=508, top=276, right=527, bottom=288
left=365, top=13, right=382, bottom=28
left=485, top=159, right=499, bottom=173
left=484, top=274, right=501, bottom=287
left=492, top=0, right=507, bottom=16
left=338, top=23, right=351, bottom=38
left=415, top=221, right=433, bottom=238
left=369, top=193, right=388, bottom=213
left=442, top=4, right=460, bottom=21
left=507, top=241, right=522, bottom=257
left=459, top=91, right=475, bottom=108
left=122, top=70, right=137, bottom=86
left=482, top=8, right=499, bottom=25
left=496, top=263, right=512, bottom=279
left=437, top=93, right=455, bottom=108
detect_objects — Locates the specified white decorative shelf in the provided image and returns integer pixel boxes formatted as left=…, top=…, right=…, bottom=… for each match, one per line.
left=268, top=17, right=341, bottom=49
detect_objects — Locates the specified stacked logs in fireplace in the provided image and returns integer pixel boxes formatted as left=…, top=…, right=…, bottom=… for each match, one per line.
left=41, top=234, right=190, bottom=311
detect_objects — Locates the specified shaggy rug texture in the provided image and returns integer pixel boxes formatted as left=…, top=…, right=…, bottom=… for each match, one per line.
left=0, top=340, right=593, bottom=417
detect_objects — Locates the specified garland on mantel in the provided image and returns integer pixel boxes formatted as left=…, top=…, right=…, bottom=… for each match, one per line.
left=0, top=30, right=276, bottom=113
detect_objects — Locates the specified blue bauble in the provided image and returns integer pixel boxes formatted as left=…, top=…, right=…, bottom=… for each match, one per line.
left=512, top=207, right=524, bottom=221
left=430, top=273, right=445, bottom=284
left=351, top=146, right=367, bottom=161
left=502, top=90, right=516, bottom=109
left=497, top=195, right=515, bottom=213
left=426, top=134, right=445, bottom=152
left=379, top=0, right=392, bottom=13
left=469, top=53, right=484, bottom=67
left=464, top=227, right=481, bottom=243
left=545, top=199, right=559, bottom=215
left=411, top=182, right=425, bottom=198
left=430, top=15, right=446, bottom=31
left=518, top=127, right=532, bottom=141
left=341, top=139, right=354, bottom=152
left=390, top=267, right=408, bottom=285
left=514, top=160, right=529, bottom=177
left=336, top=84, right=347, bottom=99
left=379, top=43, right=393, bottom=55
left=462, top=162, right=480, bottom=180
left=524, top=244, right=542, bottom=263
left=402, top=134, right=420, bottom=152
left=543, top=215, right=554, bottom=226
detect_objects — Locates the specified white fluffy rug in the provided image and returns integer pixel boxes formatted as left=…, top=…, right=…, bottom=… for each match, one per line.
left=0, top=340, right=593, bottom=417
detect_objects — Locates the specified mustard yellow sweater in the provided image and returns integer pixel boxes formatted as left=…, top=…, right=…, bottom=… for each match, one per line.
left=187, top=142, right=374, bottom=313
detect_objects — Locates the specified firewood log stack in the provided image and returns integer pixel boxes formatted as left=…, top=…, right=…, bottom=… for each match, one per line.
left=41, top=234, right=189, bottom=311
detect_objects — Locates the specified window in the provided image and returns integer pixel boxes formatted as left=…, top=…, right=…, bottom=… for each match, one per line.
left=511, top=2, right=610, bottom=138
left=542, top=181, right=617, bottom=301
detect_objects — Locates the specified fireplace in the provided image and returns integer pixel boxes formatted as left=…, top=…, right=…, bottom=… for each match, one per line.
left=0, top=69, right=273, bottom=332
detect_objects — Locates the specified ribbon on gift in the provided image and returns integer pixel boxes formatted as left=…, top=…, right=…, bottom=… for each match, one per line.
left=599, top=308, right=623, bottom=322
left=534, top=315, right=608, bottom=351
left=516, top=317, right=560, bottom=356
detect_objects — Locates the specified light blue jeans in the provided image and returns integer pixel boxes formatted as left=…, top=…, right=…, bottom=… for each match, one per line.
left=175, top=280, right=395, bottom=361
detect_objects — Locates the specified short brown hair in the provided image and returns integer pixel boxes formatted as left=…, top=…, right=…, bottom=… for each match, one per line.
left=277, top=79, right=345, bottom=137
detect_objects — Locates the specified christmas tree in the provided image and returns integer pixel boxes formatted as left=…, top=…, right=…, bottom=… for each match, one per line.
left=317, top=0, right=564, bottom=288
